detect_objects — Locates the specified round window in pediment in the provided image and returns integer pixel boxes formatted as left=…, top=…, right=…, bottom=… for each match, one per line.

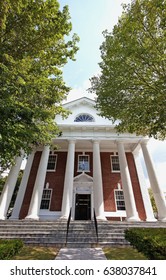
left=74, top=114, right=95, bottom=122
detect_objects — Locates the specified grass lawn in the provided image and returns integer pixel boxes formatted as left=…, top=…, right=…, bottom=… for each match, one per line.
left=11, top=245, right=147, bottom=260
left=103, top=247, right=148, bottom=260
left=11, top=246, right=59, bottom=260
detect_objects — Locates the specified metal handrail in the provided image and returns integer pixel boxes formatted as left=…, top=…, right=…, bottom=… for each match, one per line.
left=93, top=208, right=98, bottom=243
left=65, top=207, right=72, bottom=245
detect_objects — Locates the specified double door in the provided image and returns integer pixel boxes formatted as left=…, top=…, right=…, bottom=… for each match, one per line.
left=75, top=194, right=91, bottom=220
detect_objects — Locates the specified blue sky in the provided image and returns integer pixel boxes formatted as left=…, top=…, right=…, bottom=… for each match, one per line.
left=60, top=0, right=130, bottom=91
left=59, top=0, right=166, bottom=192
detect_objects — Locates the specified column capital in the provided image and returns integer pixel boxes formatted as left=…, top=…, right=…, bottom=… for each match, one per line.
left=140, top=140, right=149, bottom=146
left=68, top=139, right=76, bottom=144
left=116, top=140, right=125, bottom=146
left=92, top=139, right=100, bottom=145
left=132, top=146, right=141, bottom=157
left=43, top=144, right=50, bottom=149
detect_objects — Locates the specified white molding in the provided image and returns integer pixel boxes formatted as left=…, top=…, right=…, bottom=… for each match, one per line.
left=104, top=211, right=127, bottom=218
left=77, top=154, right=90, bottom=172
left=39, top=211, right=61, bottom=220
left=40, top=188, right=52, bottom=210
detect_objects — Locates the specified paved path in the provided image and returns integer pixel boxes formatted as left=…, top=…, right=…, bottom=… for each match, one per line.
left=55, top=248, right=107, bottom=260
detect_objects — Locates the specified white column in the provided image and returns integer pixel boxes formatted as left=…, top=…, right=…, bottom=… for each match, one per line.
left=10, top=151, right=35, bottom=220
left=61, top=140, right=75, bottom=219
left=0, top=152, right=24, bottom=220
left=141, top=141, right=166, bottom=222
left=26, top=146, right=50, bottom=220
left=133, top=149, right=156, bottom=222
left=93, top=140, right=106, bottom=220
left=117, top=141, right=140, bottom=221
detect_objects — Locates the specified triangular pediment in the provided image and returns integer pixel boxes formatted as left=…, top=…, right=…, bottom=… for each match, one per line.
left=74, top=172, right=93, bottom=183
left=55, top=96, right=114, bottom=125
left=63, top=97, right=95, bottom=109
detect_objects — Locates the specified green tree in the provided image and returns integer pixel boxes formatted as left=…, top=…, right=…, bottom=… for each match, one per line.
left=0, top=176, right=6, bottom=195
left=0, top=0, right=79, bottom=171
left=148, top=188, right=157, bottom=215
left=90, top=0, right=166, bottom=139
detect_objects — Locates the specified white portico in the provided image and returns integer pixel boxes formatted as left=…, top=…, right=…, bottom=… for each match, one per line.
left=0, top=97, right=166, bottom=222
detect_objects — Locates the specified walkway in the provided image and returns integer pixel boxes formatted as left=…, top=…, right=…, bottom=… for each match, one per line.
left=55, top=248, right=107, bottom=260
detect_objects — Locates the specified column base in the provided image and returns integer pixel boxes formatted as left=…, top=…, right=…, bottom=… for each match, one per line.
left=0, top=215, right=6, bottom=220
left=25, top=214, right=39, bottom=220
left=59, top=215, right=68, bottom=220
left=96, top=215, right=107, bottom=221
left=126, top=216, right=140, bottom=222
left=146, top=218, right=157, bottom=222
left=158, top=217, right=166, bottom=222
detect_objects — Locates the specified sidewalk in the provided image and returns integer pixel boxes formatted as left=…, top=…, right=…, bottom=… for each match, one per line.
left=55, top=248, right=107, bottom=260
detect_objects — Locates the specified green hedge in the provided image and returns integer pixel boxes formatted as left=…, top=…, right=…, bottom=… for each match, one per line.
left=125, top=228, right=166, bottom=260
left=0, top=239, right=24, bottom=260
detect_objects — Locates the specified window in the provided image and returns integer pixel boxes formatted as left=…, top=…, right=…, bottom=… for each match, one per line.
left=40, top=189, right=52, bottom=210
left=47, top=153, right=57, bottom=171
left=74, top=114, right=94, bottom=122
left=111, top=156, right=120, bottom=172
left=115, top=190, right=126, bottom=210
left=78, top=155, right=90, bottom=172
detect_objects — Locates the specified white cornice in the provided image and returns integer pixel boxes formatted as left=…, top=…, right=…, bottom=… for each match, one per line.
left=62, top=97, right=95, bottom=109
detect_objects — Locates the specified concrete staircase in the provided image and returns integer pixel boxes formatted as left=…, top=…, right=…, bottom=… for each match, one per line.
left=97, top=220, right=166, bottom=247
left=0, top=220, right=67, bottom=247
left=0, top=220, right=165, bottom=248
left=66, top=220, right=98, bottom=248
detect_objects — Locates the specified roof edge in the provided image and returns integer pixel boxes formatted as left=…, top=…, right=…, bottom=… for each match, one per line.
left=62, top=96, right=95, bottom=108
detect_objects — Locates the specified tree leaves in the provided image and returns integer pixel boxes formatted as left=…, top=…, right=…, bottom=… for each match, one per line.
left=0, top=0, right=79, bottom=170
left=90, top=0, right=166, bottom=139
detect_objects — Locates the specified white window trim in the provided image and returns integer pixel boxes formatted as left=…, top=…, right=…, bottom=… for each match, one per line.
left=40, top=188, right=52, bottom=210
left=114, top=189, right=126, bottom=211
left=47, top=154, right=58, bottom=172
left=110, top=155, right=120, bottom=173
left=77, top=154, right=90, bottom=172
left=74, top=113, right=95, bottom=122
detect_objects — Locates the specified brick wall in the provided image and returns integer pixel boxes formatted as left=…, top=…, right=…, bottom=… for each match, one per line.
left=19, top=150, right=146, bottom=220
left=45, top=152, right=67, bottom=211
left=101, top=152, right=121, bottom=212
left=101, top=152, right=146, bottom=220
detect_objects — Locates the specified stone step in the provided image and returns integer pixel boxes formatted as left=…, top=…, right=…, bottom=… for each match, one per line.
left=0, top=237, right=65, bottom=243
left=0, top=229, right=67, bottom=233
left=0, top=220, right=164, bottom=247
left=66, top=242, right=98, bottom=248
left=0, top=225, right=65, bottom=228
left=0, top=233, right=66, bottom=237
left=98, top=222, right=166, bottom=227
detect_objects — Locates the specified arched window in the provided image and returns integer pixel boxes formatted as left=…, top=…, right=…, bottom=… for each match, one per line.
left=74, top=114, right=94, bottom=122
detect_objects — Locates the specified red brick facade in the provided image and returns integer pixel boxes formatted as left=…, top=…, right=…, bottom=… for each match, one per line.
left=19, top=150, right=146, bottom=220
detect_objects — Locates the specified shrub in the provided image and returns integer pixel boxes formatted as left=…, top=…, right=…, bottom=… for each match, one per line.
left=125, top=228, right=166, bottom=260
left=0, top=239, right=24, bottom=260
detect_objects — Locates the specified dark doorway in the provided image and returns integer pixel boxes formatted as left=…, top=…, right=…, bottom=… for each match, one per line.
left=75, top=194, right=91, bottom=220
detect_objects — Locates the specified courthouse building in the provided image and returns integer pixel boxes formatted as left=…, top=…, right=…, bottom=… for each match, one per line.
left=0, top=97, right=166, bottom=222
